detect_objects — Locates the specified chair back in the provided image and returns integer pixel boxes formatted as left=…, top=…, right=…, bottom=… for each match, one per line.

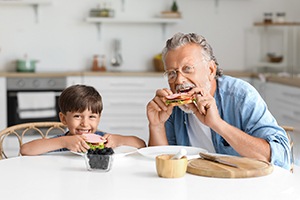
left=0, top=122, right=67, bottom=159
left=281, top=125, right=294, bottom=173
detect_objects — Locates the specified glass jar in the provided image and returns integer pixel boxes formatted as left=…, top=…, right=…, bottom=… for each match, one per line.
left=264, top=13, right=273, bottom=23
left=276, top=12, right=286, bottom=23
left=84, top=153, right=113, bottom=172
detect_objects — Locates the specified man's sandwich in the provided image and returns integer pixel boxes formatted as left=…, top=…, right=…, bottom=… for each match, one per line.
left=165, top=93, right=196, bottom=106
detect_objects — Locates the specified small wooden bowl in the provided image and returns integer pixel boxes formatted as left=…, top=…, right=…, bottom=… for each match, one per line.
left=156, top=154, right=188, bottom=178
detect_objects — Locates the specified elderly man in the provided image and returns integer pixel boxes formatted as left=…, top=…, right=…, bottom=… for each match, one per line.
left=146, top=32, right=291, bottom=170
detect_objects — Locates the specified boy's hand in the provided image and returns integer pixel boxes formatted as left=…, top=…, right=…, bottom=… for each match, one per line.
left=103, top=133, right=122, bottom=149
left=63, top=135, right=90, bottom=152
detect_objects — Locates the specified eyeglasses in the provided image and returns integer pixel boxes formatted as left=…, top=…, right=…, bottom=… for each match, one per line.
left=163, top=66, right=195, bottom=83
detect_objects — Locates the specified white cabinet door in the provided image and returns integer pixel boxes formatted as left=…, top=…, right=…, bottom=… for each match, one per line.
left=264, top=82, right=300, bottom=130
left=255, top=81, right=300, bottom=165
left=0, top=77, right=7, bottom=130
left=66, top=76, right=83, bottom=86
left=83, top=76, right=168, bottom=142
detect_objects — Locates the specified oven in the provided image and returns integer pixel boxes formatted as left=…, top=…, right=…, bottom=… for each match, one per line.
left=6, top=77, right=66, bottom=127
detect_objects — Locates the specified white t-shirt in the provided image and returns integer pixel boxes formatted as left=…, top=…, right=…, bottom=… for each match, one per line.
left=187, top=113, right=216, bottom=153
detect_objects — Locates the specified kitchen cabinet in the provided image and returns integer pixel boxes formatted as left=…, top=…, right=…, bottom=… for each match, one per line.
left=245, top=22, right=300, bottom=74
left=0, top=77, right=7, bottom=130
left=86, top=17, right=181, bottom=39
left=251, top=79, right=300, bottom=165
left=264, top=82, right=300, bottom=129
left=82, top=75, right=168, bottom=142
left=0, top=0, right=52, bottom=23
left=66, top=76, right=83, bottom=87
left=251, top=79, right=300, bottom=129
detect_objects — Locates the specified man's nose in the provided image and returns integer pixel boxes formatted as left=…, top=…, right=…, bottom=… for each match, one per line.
left=174, top=71, right=186, bottom=84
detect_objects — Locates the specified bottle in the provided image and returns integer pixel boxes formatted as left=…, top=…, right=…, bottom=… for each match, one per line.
left=99, top=55, right=107, bottom=71
left=92, top=54, right=106, bottom=72
left=92, top=55, right=99, bottom=71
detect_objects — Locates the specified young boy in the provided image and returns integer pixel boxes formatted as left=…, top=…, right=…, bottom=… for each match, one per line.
left=20, top=84, right=146, bottom=155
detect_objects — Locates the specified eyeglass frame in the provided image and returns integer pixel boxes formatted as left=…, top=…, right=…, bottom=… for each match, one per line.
left=163, top=65, right=196, bottom=83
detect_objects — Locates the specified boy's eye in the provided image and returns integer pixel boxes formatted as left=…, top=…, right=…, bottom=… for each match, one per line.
left=73, top=115, right=81, bottom=118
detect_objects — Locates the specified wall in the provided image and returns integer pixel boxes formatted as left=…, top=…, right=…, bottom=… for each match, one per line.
left=0, top=0, right=299, bottom=73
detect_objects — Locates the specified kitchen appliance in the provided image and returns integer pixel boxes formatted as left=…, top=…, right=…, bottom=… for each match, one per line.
left=6, top=77, right=66, bottom=127
left=110, top=39, right=122, bottom=67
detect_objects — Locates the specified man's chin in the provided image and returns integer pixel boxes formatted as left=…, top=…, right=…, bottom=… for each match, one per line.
left=178, top=104, right=194, bottom=114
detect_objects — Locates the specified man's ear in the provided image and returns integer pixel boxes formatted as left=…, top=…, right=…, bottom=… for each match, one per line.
left=208, top=61, right=217, bottom=81
left=59, top=112, right=67, bottom=125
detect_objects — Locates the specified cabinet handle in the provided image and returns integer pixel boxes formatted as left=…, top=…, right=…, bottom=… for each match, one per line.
left=294, top=111, right=300, bottom=117
left=282, top=92, right=300, bottom=99
left=282, top=115, right=300, bottom=123
left=108, top=126, right=145, bottom=131
left=109, top=102, right=144, bottom=106
left=276, top=97, right=300, bottom=106
left=110, top=82, right=145, bottom=87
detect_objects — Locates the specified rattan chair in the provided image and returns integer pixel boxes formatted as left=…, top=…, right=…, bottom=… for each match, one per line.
left=0, top=122, right=67, bottom=160
left=281, top=125, right=294, bottom=173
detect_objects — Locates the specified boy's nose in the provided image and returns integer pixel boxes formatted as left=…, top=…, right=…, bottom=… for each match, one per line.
left=80, top=120, right=87, bottom=127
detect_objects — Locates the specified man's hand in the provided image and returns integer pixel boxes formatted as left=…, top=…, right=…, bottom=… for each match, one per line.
left=185, top=87, right=222, bottom=129
left=147, top=88, right=174, bottom=146
left=146, top=88, right=174, bottom=126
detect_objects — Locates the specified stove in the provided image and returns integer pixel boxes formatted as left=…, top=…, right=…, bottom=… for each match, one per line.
left=6, top=77, right=66, bottom=126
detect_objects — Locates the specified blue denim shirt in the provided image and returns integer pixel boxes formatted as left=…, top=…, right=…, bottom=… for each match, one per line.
left=165, top=75, right=291, bottom=170
left=51, top=131, right=105, bottom=152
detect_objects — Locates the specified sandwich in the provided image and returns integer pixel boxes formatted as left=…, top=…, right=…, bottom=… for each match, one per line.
left=84, top=133, right=106, bottom=150
left=165, top=93, right=196, bottom=106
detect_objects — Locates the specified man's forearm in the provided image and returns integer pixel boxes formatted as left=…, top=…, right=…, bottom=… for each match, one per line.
left=212, top=120, right=271, bottom=162
left=148, top=124, right=168, bottom=146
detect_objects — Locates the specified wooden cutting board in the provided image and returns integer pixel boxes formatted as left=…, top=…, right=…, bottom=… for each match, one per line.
left=187, top=156, right=273, bottom=178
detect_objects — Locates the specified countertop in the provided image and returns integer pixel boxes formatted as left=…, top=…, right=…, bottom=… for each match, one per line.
left=0, top=70, right=300, bottom=88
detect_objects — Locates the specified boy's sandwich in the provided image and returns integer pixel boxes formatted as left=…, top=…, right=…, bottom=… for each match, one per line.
left=84, top=133, right=106, bottom=150
left=165, top=93, right=196, bottom=106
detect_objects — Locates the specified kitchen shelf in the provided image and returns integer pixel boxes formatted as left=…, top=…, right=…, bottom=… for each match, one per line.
left=85, top=17, right=182, bottom=39
left=254, top=22, right=300, bottom=26
left=246, top=22, right=300, bottom=73
left=255, top=61, right=287, bottom=68
left=0, top=0, right=52, bottom=23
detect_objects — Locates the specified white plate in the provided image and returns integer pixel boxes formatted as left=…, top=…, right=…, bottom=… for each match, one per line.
left=70, top=146, right=137, bottom=157
left=70, top=151, right=85, bottom=156
left=113, top=146, right=137, bottom=158
left=137, top=145, right=207, bottom=160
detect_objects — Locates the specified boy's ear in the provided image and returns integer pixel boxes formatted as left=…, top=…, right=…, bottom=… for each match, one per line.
left=59, top=112, right=67, bottom=125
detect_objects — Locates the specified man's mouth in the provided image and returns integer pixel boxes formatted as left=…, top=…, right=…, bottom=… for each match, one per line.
left=176, top=84, right=195, bottom=93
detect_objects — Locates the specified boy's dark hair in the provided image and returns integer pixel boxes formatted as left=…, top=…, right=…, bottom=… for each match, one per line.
left=59, top=84, right=103, bottom=115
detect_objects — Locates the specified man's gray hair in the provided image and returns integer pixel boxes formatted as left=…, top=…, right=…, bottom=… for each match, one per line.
left=162, top=32, right=223, bottom=78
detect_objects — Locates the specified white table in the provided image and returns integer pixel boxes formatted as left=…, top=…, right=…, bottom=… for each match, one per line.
left=0, top=151, right=299, bottom=200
